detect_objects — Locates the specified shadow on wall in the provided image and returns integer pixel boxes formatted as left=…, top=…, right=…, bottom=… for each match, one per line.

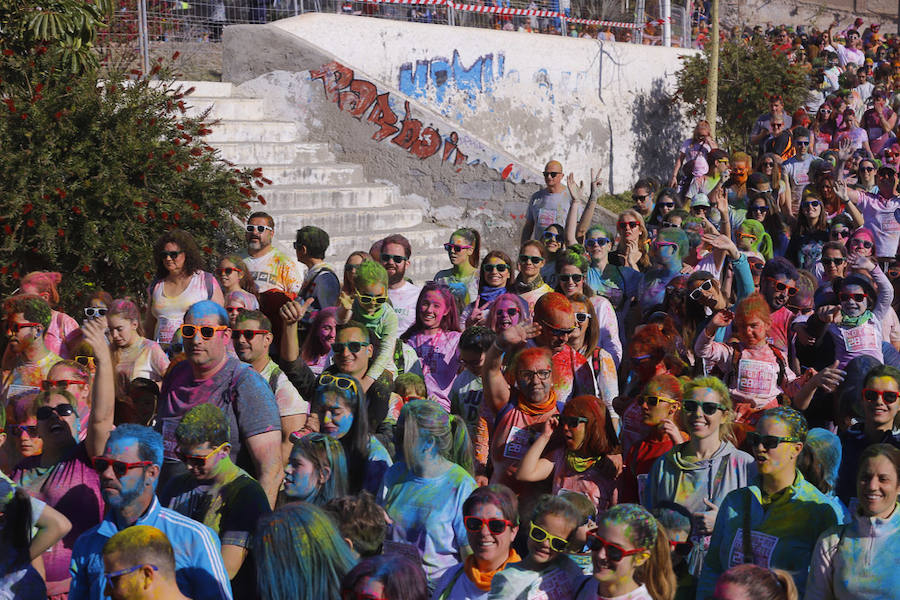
left=630, top=76, right=683, bottom=183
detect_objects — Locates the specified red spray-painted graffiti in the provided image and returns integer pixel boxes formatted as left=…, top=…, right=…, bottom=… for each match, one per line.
left=311, top=61, right=469, bottom=171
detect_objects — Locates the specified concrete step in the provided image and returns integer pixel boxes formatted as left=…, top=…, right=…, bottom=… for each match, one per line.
left=214, top=142, right=335, bottom=166
left=156, top=80, right=234, bottom=98
left=320, top=225, right=454, bottom=261
left=184, top=97, right=268, bottom=121
left=254, top=163, right=365, bottom=186
left=204, top=120, right=300, bottom=143
left=254, top=184, right=397, bottom=211
left=268, top=206, right=424, bottom=234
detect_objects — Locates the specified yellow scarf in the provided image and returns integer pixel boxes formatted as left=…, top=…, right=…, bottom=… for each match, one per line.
left=464, top=549, right=521, bottom=591
left=566, top=452, right=601, bottom=473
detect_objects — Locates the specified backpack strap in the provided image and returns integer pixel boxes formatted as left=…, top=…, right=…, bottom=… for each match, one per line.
left=768, top=343, right=787, bottom=387
left=203, top=271, right=215, bottom=299
left=436, top=565, right=466, bottom=600
left=742, top=488, right=755, bottom=564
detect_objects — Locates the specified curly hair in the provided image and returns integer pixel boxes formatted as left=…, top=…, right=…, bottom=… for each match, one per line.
left=153, top=229, right=205, bottom=280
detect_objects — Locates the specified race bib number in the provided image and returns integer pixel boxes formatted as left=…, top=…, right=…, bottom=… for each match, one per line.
left=160, top=418, right=179, bottom=460
left=879, top=211, right=900, bottom=233
left=842, top=325, right=879, bottom=353
left=504, top=426, right=538, bottom=460
left=4, top=384, right=39, bottom=402
left=737, top=359, right=778, bottom=396
left=794, top=171, right=810, bottom=186
left=537, top=208, right=556, bottom=229
left=728, top=530, right=779, bottom=568
left=156, top=317, right=181, bottom=344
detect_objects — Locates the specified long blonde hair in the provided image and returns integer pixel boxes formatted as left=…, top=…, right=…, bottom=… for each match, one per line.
left=616, top=209, right=651, bottom=269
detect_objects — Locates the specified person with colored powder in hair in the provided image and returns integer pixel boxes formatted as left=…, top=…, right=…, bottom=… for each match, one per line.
left=517, top=395, right=635, bottom=510
left=643, top=377, right=755, bottom=576
left=100, top=526, right=192, bottom=600
left=556, top=491, right=597, bottom=575
left=240, top=212, right=304, bottom=298
left=106, top=298, right=170, bottom=398
left=532, top=292, right=596, bottom=405
left=797, top=428, right=851, bottom=522
left=431, top=484, right=521, bottom=599
left=337, top=260, right=401, bottom=390
left=713, top=564, right=798, bottom=600
left=160, top=404, right=272, bottom=599
left=283, top=432, right=347, bottom=505
left=484, top=293, right=531, bottom=335
left=449, top=326, right=495, bottom=484
left=16, top=271, right=80, bottom=358
left=402, top=283, right=462, bottom=411
left=462, top=251, right=515, bottom=329
left=488, top=494, right=584, bottom=599
left=834, top=167, right=900, bottom=264
left=341, top=555, right=429, bottom=600
left=69, top=424, right=232, bottom=600
left=805, top=443, right=900, bottom=599
left=378, top=399, right=476, bottom=584
left=626, top=374, right=688, bottom=480
left=697, top=407, right=844, bottom=599
left=735, top=219, right=774, bottom=261
left=638, top=227, right=691, bottom=314
left=381, top=233, right=422, bottom=334
left=224, top=290, right=258, bottom=329
left=433, top=228, right=481, bottom=312
left=251, top=502, right=356, bottom=600
left=512, top=240, right=554, bottom=313
left=156, top=300, right=282, bottom=507
left=232, top=309, right=308, bottom=463
left=1, top=294, right=62, bottom=406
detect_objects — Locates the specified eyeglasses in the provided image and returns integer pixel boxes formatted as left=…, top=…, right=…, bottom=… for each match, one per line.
left=444, top=243, right=473, bottom=253
left=91, top=456, right=153, bottom=478
left=831, top=230, right=850, bottom=239
left=518, top=255, right=544, bottom=264
left=483, top=263, right=509, bottom=273
left=179, top=324, right=228, bottom=339
left=683, top=400, right=725, bottom=415
left=849, top=239, right=874, bottom=250
left=6, top=321, right=40, bottom=333
left=558, top=273, right=583, bottom=284
left=558, top=415, right=589, bottom=428
left=160, top=250, right=183, bottom=261
left=75, top=355, right=95, bottom=368
left=40, top=379, right=86, bottom=391
left=801, top=200, right=821, bottom=208
left=637, top=395, right=679, bottom=408
left=215, top=267, right=242, bottom=277
left=860, top=166, right=876, bottom=172
left=356, top=292, right=387, bottom=307
left=863, top=388, right=900, bottom=404
left=232, top=329, right=269, bottom=342
left=669, top=540, right=694, bottom=556
left=542, top=232, right=562, bottom=242
left=618, top=221, right=640, bottom=231
left=246, top=224, right=273, bottom=233
left=574, top=312, right=591, bottom=323
left=175, top=441, right=229, bottom=468
left=380, top=254, right=406, bottom=264
left=332, top=341, right=370, bottom=354
left=84, top=307, right=108, bottom=318
left=585, top=237, right=611, bottom=246
left=464, top=516, right=514, bottom=534
left=586, top=532, right=646, bottom=562
left=36, top=404, right=75, bottom=420
left=6, top=424, right=39, bottom=437
left=737, top=232, right=758, bottom=241
left=539, top=321, right=576, bottom=336
left=749, top=204, right=769, bottom=213
left=821, top=257, right=846, bottom=267
left=529, top=522, right=569, bottom=552
left=518, top=369, right=552, bottom=381
left=543, top=171, right=562, bottom=178
left=318, top=373, right=359, bottom=394
left=765, top=278, right=798, bottom=296
left=746, top=431, right=801, bottom=450
left=105, top=564, right=158, bottom=583
left=689, top=279, right=714, bottom=300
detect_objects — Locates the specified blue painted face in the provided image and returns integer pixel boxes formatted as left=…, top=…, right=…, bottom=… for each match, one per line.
left=99, top=437, right=150, bottom=510
left=316, top=391, right=353, bottom=439
left=283, top=449, right=320, bottom=501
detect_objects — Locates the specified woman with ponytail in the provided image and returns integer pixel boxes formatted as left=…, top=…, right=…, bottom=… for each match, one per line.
left=378, top=399, right=476, bottom=585
left=574, top=503, right=676, bottom=600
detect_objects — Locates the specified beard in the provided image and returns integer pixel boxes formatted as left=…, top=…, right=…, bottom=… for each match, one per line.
left=103, top=474, right=146, bottom=509
left=388, top=267, right=406, bottom=286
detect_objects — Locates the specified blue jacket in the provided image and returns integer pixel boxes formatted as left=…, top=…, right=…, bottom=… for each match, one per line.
left=69, top=497, right=232, bottom=600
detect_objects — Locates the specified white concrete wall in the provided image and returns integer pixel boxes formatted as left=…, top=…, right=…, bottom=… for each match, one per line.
left=273, top=14, right=697, bottom=191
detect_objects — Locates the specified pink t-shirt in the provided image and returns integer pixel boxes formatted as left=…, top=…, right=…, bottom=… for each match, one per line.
left=767, top=305, right=795, bottom=354
left=548, top=447, right=637, bottom=510
left=490, top=404, right=557, bottom=497
left=551, top=345, right=596, bottom=407
left=406, top=330, right=462, bottom=412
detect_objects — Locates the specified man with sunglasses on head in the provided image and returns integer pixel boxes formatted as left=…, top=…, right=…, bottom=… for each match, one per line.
left=834, top=165, right=900, bottom=267
left=69, top=424, right=232, bottom=600
left=521, top=160, right=568, bottom=244
left=1, top=294, right=61, bottom=408
left=156, top=301, right=282, bottom=508
left=239, top=211, right=304, bottom=298
left=232, top=309, right=308, bottom=463
left=380, top=233, right=421, bottom=334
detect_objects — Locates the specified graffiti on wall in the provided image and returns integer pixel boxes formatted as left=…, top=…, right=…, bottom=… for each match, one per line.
left=311, top=60, right=469, bottom=170
left=398, top=50, right=506, bottom=110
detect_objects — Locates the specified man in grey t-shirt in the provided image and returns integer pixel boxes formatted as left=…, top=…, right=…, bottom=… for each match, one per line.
left=521, top=160, right=568, bottom=243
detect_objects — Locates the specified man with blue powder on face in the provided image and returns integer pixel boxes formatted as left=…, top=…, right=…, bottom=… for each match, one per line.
left=156, top=300, right=282, bottom=507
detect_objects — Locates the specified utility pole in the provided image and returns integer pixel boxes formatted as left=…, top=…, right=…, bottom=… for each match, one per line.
left=705, top=0, right=719, bottom=137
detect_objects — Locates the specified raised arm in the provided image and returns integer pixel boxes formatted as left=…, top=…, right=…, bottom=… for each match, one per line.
left=565, top=173, right=584, bottom=246
left=81, top=319, right=115, bottom=458
left=515, top=418, right=557, bottom=482
left=575, top=168, right=604, bottom=241
left=278, top=298, right=314, bottom=362
left=482, top=323, right=537, bottom=414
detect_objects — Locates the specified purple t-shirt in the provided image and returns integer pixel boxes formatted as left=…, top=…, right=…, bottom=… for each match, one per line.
left=13, top=443, right=104, bottom=596
left=157, top=356, right=281, bottom=473
left=406, top=330, right=461, bottom=412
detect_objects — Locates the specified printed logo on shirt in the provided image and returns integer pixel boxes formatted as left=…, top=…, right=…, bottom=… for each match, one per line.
left=728, top=529, right=778, bottom=568
left=878, top=212, right=900, bottom=234
left=250, top=271, right=279, bottom=285
left=537, top=208, right=557, bottom=229
left=737, top=359, right=779, bottom=396
left=528, top=566, right=573, bottom=600
left=504, top=426, right=539, bottom=460
left=460, top=390, right=482, bottom=424
left=842, top=324, right=880, bottom=353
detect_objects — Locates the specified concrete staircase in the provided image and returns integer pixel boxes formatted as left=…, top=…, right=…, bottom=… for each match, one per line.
left=179, top=80, right=454, bottom=282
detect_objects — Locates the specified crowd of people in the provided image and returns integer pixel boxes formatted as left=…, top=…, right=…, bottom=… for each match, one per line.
left=4, top=19, right=900, bottom=600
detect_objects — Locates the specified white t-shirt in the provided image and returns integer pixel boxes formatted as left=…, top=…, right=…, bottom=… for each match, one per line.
left=259, top=359, right=309, bottom=416
left=241, top=246, right=305, bottom=297
left=782, top=154, right=817, bottom=212
left=835, top=43, right=865, bottom=67
left=526, top=189, right=569, bottom=240
left=150, top=271, right=218, bottom=344
left=389, top=281, right=422, bottom=334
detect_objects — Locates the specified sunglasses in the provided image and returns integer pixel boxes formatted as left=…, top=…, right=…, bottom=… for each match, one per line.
left=658, top=201, right=676, bottom=209
left=179, top=324, right=228, bottom=339
left=92, top=456, right=153, bottom=478
left=749, top=262, right=765, bottom=273
left=6, top=321, right=40, bottom=333
left=542, top=171, right=562, bottom=178
left=539, top=320, right=576, bottom=336
left=746, top=431, right=801, bottom=450
left=175, top=441, right=229, bottom=468
left=542, top=232, right=562, bottom=242
left=838, top=291, right=867, bottom=303
left=795, top=140, right=811, bottom=146
left=888, top=267, right=900, bottom=280
left=737, top=232, right=758, bottom=241
left=558, top=415, right=589, bottom=428
left=670, top=540, right=694, bottom=556
left=860, top=166, right=876, bottom=172
left=660, top=222, right=681, bottom=229
left=692, top=205, right=710, bottom=213
left=498, top=307, right=519, bottom=317
left=801, top=200, right=821, bottom=208
left=318, top=373, right=359, bottom=393
left=6, top=424, right=39, bottom=437
left=75, top=355, right=95, bottom=368
left=84, top=307, right=108, bottom=318
left=762, top=161, right=775, bottom=167
left=215, top=267, right=242, bottom=277
left=160, top=250, right=183, bottom=260
left=226, top=306, right=245, bottom=315
left=444, top=243, right=473, bottom=253
left=40, top=379, right=86, bottom=391
left=831, top=230, right=850, bottom=239
left=652, top=240, right=679, bottom=251
left=106, top=564, right=158, bottom=584
left=518, top=369, right=552, bottom=381
left=632, top=194, right=651, bottom=202
left=749, top=205, right=769, bottom=213
left=683, top=400, right=725, bottom=415
left=483, top=263, right=509, bottom=273
left=380, top=254, right=406, bottom=264
left=586, top=532, right=646, bottom=562
left=464, top=515, right=514, bottom=534
left=849, top=240, right=874, bottom=249
left=558, top=273, right=583, bottom=284
left=765, top=278, right=798, bottom=296
left=638, top=395, right=679, bottom=408
left=246, top=224, right=273, bottom=233
left=821, top=257, right=846, bottom=267
left=356, top=292, right=387, bottom=307
left=863, top=388, right=900, bottom=404
left=36, top=403, right=76, bottom=420
left=332, top=341, right=370, bottom=354
left=518, top=255, right=544, bottom=264
left=345, top=263, right=361, bottom=273
left=529, top=522, right=569, bottom=552
left=585, top=237, right=611, bottom=246
left=574, top=312, right=591, bottom=324
left=618, top=221, right=640, bottom=231
left=689, top=279, right=714, bottom=300
left=232, top=329, right=269, bottom=342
